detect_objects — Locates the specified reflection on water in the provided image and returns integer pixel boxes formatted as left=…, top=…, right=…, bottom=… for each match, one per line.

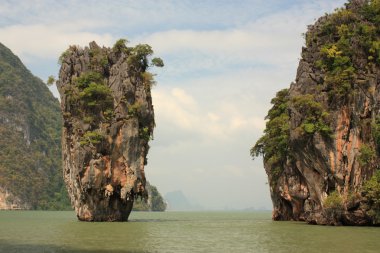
left=0, top=211, right=379, bottom=253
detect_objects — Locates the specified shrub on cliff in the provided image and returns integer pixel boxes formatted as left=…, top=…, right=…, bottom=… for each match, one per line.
left=362, top=170, right=380, bottom=223
left=80, top=131, right=104, bottom=146
left=112, top=38, right=129, bottom=53
left=307, top=0, right=380, bottom=105
left=358, top=144, right=375, bottom=166
left=150, top=185, right=167, bottom=211
left=324, top=191, right=344, bottom=210
left=75, top=71, right=103, bottom=89
left=372, top=116, right=380, bottom=154
left=133, top=184, right=166, bottom=211
left=79, top=82, right=113, bottom=110
left=251, top=89, right=290, bottom=187
left=324, top=191, right=344, bottom=222
left=291, top=94, right=331, bottom=136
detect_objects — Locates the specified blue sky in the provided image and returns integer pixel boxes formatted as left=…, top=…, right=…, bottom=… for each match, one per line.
left=0, top=0, right=346, bottom=210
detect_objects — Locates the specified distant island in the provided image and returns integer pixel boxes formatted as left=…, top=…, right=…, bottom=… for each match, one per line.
left=133, top=182, right=166, bottom=212
left=164, top=190, right=204, bottom=211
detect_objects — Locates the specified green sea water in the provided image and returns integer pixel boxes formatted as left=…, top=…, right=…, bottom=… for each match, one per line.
left=0, top=211, right=379, bottom=253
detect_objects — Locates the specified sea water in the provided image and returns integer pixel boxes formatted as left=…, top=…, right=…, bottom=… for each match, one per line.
left=0, top=211, right=379, bottom=252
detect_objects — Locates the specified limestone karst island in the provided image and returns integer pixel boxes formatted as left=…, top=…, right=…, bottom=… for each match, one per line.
left=57, top=40, right=163, bottom=221
left=252, top=0, right=380, bottom=226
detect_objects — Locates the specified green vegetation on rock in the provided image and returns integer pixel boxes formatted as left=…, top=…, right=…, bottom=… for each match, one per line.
left=75, top=71, right=103, bottom=89
left=251, top=1, right=380, bottom=225
left=251, top=92, right=331, bottom=187
left=60, top=39, right=162, bottom=146
left=358, top=144, right=376, bottom=166
left=80, top=131, right=104, bottom=146
left=251, top=89, right=290, bottom=187
left=323, top=190, right=344, bottom=220
left=79, top=82, right=113, bottom=110
left=0, top=42, right=70, bottom=210
left=324, top=190, right=344, bottom=210
left=133, top=184, right=167, bottom=211
left=291, top=94, right=331, bottom=136
left=372, top=116, right=380, bottom=154
left=362, top=170, right=380, bottom=223
left=57, top=40, right=162, bottom=220
left=308, top=0, right=380, bottom=104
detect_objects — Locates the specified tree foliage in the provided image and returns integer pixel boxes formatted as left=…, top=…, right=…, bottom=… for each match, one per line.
left=47, top=75, right=55, bottom=86
left=79, top=82, right=113, bottom=110
left=291, top=94, right=331, bottom=136
left=251, top=89, right=290, bottom=186
left=112, top=38, right=129, bottom=53
left=75, top=71, right=103, bottom=89
left=79, top=131, right=104, bottom=146
left=362, top=170, right=380, bottom=223
left=324, top=190, right=344, bottom=210
left=358, top=144, right=375, bottom=166
left=59, top=39, right=163, bottom=145
left=372, top=116, right=380, bottom=154
left=308, top=0, right=380, bottom=104
left=150, top=185, right=167, bottom=211
left=133, top=184, right=166, bottom=211
left=151, top=57, right=164, bottom=67
left=323, top=190, right=344, bottom=220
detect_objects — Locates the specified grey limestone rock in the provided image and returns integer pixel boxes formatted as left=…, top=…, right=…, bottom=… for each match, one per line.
left=258, top=1, right=380, bottom=225
left=57, top=41, right=156, bottom=221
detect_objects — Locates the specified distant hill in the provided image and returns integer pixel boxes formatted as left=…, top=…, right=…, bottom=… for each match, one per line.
left=133, top=182, right=167, bottom=211
left=165, top=191, right=203, bottom=211
left=0, top=42, right=70, bottom=210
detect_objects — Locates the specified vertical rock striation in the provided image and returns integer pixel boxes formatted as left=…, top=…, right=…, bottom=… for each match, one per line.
left=252, top=0, right=380, bottom=225
left=57, top=40, right=160, bottom=221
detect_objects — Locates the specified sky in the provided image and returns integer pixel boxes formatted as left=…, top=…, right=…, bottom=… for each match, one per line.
left=0, top=0, right=347, bottom=210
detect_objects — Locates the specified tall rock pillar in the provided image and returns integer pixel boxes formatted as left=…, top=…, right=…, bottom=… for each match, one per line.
left=57, top=41, right=158, bottom=221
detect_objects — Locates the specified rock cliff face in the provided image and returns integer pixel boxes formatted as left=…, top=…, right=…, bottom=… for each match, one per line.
left=57, top=40, right=160, bottom=221
left=132, top=182, right=167, bottom=211
left=0, top=187, right=23, bottom=210
left=252, top=0, right=380, bottom=225
left=0, top=42, right=67, bottom=210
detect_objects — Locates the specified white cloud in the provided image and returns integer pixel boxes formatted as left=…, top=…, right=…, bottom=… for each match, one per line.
left=0, top=23, right=114, bottom=61
left=153, top=87, right=265, bottom=142
left=140, top=0, right=347, bottom=80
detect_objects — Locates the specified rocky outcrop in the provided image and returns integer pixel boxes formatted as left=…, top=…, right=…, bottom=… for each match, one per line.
left=0, top=187, right=25, bottom=210
left=252, top=0, right=380, bottom=225
left=132, top=182, right=167, bottom=211
left=57, top=40, right=160, bottom=221
left=0, top=42, right=65, bottom=210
